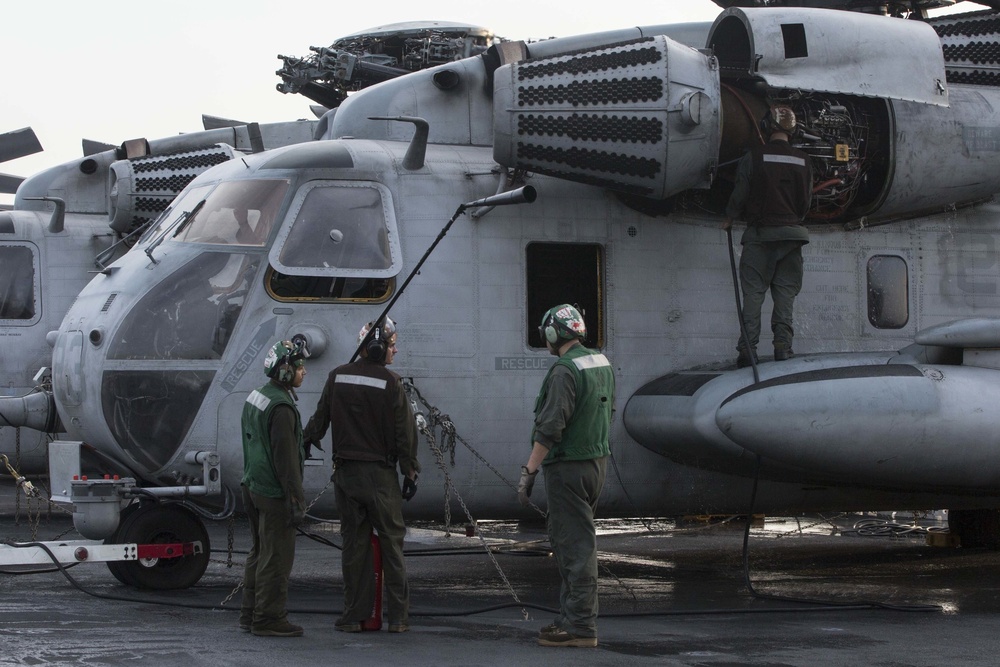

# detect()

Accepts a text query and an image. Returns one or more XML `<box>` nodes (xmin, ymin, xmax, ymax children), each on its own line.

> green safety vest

<box><xmin>535</xmin><ymin>345</ymin><xmax>615</xmax><ymax>464</ymax></box>
<box><xmin>241</xmin><ymin>382</ymin><xmax>304</xmax><ymax>498</ymax></box>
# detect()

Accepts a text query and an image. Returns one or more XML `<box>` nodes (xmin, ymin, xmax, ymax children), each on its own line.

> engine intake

<box><xmin>492</xmin><ymin>36</ymin><xmax>721</xmax><ymax>199</ymax></box>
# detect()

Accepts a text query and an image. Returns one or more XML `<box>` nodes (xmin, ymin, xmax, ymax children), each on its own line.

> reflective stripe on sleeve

<box><xmin>762</xmin><ymin>154</ymin><xmax>806</xmax><ymax>167</ymax></box>
<box><xmin>336</xmin><ymin>374</ymin><xmax>388</xmax><ymax>390</ymax></box>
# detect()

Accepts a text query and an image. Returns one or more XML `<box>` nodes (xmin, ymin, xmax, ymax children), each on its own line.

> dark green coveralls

<box><xmin>727</xmin><ymin>138</ymin><xmax>812</xmax><ymax>355</ymax></box>
<box><xmin>533</xmin><ymin>343</ymin><xmax>615</xmax><ymax>639</ymax></box>
<box><xmin>304</xmin><ymin>358</ymin><xmax>419</xmax><ymax>627</ymax></box>
<box><xmin>240</xmin><ymin>380</ymin><xmax>305</xmax><ymax>631</ymax></box>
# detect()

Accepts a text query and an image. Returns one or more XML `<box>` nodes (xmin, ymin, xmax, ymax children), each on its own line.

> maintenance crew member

<box><xmin>303</xmin><ymin>317</ymin><xmax>420</xmax><ymax>633</ymax></box>
<box><xmin>722</xmin><ymin>105</ymin><xmax>813</xmax><ymax>368</ymax></box>
<box><xmin>240</xmin><ymin>336</ymin><xmax>309</xmax><ymax>637</ymax></box>
<box><xmin>517</xmin><ymin>304</ymin><xmax>615</xmax><ymax>648</ymax></box>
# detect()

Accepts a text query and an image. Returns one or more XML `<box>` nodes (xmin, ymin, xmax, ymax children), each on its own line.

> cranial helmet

<box><xmin>264</xmin><ymin>334</ymin><xmax>310</xmax><ymax>384</ymax></box>
<box><xmin>768</xmin><ymin>105</ymin><xmax>797</xmax><ymax>133</ymax></box>
<box><xmin>359</xmin><ymin>317</ymin><xmax>397</xmax><ymax>362</ymax></box>
<box><xmin>539</xmin><ymin>304</ymin><xmax>586</xmax><ymax>345</ymax></box>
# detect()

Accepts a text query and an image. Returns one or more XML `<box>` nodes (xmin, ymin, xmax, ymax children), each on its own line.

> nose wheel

<box><xmin>103</xmin><ymin>502</ymin><xmax>211</xmax><ymax>590</ymax></box>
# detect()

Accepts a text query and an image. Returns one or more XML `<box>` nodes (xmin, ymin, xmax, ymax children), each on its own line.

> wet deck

<box><xmin>2</xmin><ymin>500</ymin><xmax>999</xmax><ymax>666</ymax></box>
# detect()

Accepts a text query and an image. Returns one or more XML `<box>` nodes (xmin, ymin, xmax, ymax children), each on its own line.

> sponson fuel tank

<box><xmin>624</xmin><ymin>318</ymin><xmax>1000</xmax><ymax>494</ymax></box>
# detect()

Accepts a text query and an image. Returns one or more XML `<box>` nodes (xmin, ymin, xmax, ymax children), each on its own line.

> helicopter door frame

<box><xmin>525</xmin><ymin>241</ymin><xmax>606</xmax><ymax>350</ymax></box>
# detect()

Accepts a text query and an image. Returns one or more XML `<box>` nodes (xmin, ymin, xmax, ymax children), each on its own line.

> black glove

<box><xmin>518</xmin><ymin>466</ymin><xmax>538</xmax><ymax>507</ymax></box>
<box><xmin>288</xmin><ymin>497</ymin><xmax>305</xmax><ymax>527</ymax></box>
<box><xmin>401</xmin><ymin>474</ymin><xmax>418</xmax><ymax>501</ymax></box>
<box><xmin>304</xmin><ymin>438</ymin><xmax>324</xmax><ymax>459</ymax></box>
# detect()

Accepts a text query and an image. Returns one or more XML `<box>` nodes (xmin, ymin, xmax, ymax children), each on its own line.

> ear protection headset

<box><xmin>759</xmin><ymin>112</ymin><xmax>771</xmax><ymax>136</ymax></box>
<box><xmin>275</xmin><ymin>357</ymin><xmax>295</xmax><ymax>384</ymax></box>
<box><xmin>267</xmin><ymin>336</ymin><xmax>309</xmax><ymax>384</ymax></box>
<box><xmin>367</xmin><ymin>323</ymin><xmax>387</xmax><ymax>362</ymax></box>
<box><xmin>541</xmin><ymin>312</ymin><xmax>560</xmax><ymax>345</ymax></box>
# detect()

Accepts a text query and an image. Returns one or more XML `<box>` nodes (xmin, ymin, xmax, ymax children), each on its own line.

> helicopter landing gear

<box><xmin>104</xmin><ymin>502</ymin><xmax>211</xmax><ymax>590</ymax></box>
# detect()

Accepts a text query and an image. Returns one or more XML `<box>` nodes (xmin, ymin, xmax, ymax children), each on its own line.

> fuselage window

<box><xmin>171</xmin><ymin>179</ymin><xmax>290</xmax><ymax>246</ymax></box>
<box><xmin>526</xmin><ymin>243</ymin><xmax>604</xmax><ymax>349</ymax></box>
<box><xmin>0</xmin><ymin>245</ymin><xmax>37</xmax><ymax>322</ymax></box>
<box><xmin>867</xmin><ymin>254</ymin><xmax>908</xmax><ymax>329</ymax></box>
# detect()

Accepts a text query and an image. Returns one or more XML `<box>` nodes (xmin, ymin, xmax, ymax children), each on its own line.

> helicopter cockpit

<box><xmin>54</xmin><ymin>139</ymin><xmax>408</xmax><ymax>479</ymax></box>
<box><xmin>98</xmin><ymin>178</ymin><xmax>295</xmax><ymax>471</ymax></box>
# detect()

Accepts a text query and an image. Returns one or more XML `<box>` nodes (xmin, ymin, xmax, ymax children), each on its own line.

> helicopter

<box><xmin>0</xmin><ymin>121</ymin><xmax>318</xmax><ymax>477</ymax></box>
<box><xmin>7</xmin><ymin>0</ymin><xmax>1000</xmax><ymax>589</ymax></box>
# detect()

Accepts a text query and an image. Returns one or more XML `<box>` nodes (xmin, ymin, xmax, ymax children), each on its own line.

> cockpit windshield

<box><xmin>172</xmin><ymin>179</ymin><xmax>290</xmax><ymax>246</ymax></box>
<box><xmin>139</xmin><ymin>185</ymin><xmax>212</xmax><ymax>245</ymax></box>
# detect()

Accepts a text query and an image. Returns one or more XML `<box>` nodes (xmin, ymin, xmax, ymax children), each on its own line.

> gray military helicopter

<box><xmin>0</xmin><ymin>121</ymin><xmax>318</xmax><ymax>478</ymax></box>
<box><xmin>7</xmin><ymin>0</ymin><xmax>1000</xmax><ymax>589</ymax></box>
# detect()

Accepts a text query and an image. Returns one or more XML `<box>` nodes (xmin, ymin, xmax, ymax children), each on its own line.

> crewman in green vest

<box><xmin>239</xmin><ymin>336</ymin><xmax>309</xmax><ymax>637</ymax></box>
<box><xmin>518</xmin><ymin>304</ymin><xmax>615</xmax><ymax>648</ymax></box>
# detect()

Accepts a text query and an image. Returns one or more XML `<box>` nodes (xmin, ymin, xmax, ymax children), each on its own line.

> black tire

<box><xmin>104</xmin><ymin>501</ymin><xmax>146</xmax><ymax>587</ymax></box>
<box><xmin>107</xmin><ymin>503</ymin><xmax>211</xmax><ymax>590</ymax></box>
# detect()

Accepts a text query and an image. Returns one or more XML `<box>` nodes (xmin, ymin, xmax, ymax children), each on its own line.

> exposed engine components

<box><xmin>781</xmin><ymin>95</ymin><xmax>881</xmax><ymax>221</ymax></box>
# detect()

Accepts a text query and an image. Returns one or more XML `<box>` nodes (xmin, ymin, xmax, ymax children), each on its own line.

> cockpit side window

<box><xmin>172</xmin><ymin>179</ymin><xmax>290</xmax><ymax>246</ymax></box>
<box><xmin>0</xmin><ymin>245</ymin><xmax>38</xmax><ymax>324</ymax></box>
<box><xmin>269</xmin><ymin>181</ymin><xmax>401</xmax><ymax>277</ymax></box>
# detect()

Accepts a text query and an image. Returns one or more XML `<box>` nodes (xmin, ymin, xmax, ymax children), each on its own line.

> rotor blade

<box><xmin>0</xmin><ymin>173</ymin><xmax>24</xmax><ymax>195</ymax></box>
<box><xmin>202</xmin><ymin>114</ymin><xmax>249</xmax><ymax>130</ymax></box>
<box><xmin>82</xmin><ymin>139</ymin><xmax>116</xmax><ymax>156</ymax></box>
<box><xmin>0</xmin><ymin>127</ymin><xmax>43</xmax><ymax>163</ymax></box>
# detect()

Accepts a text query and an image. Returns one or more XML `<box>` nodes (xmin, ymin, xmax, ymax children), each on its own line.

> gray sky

<box><xmin>0</xmin><ymin>0</ymin><xmax>976</xmax><ymax>203</ymax></box>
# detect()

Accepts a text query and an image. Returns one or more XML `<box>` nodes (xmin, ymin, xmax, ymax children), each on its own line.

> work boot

<box><xmin>335</xmin><ymin>621</ymin><xmax>363</xmax><ymax>633</ymax></box>
<box><xmin>388</xmin><ymin>623</ymin><xmax>410</xmax><ymax>633</ymax></box>
<box><xmin>537</xmin><ymin>627</ymin><xmax>597</xmax><ymax>648</ymax></box>
<box><xmin>736</xmin><ymin>347</ymin><xmax>758</xmax><ymax>369</ymax></box>
<box><xmin>251</xmin><ymin>620</ymin><xmax>304</xmax><ymax>637</ymax></box>
<box><xmin>774</xmin><ymin>347</ymin><xmax>794</xmax><ymax>361</ymax></box>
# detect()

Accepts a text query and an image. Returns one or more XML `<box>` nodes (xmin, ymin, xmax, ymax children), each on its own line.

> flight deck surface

<box><xmin>1</xmin><ymin>500</ymin><xmax>998</xmax><ymax>667</ymax></box>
